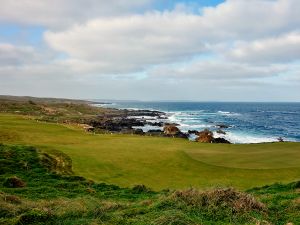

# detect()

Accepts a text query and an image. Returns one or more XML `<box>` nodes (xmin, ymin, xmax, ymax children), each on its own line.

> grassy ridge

<box><xmin>1</xmin><ymin>114</ymin><xmax>300</xmax><ymax>190</ymax></box>
<box><xmin>1</xmin><ymin>144</ymin><xmax>299</xmax><ymax>224</ymax></box>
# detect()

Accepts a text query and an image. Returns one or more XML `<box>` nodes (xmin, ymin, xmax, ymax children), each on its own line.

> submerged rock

<box><xmin>216</xmin><ymin>124</ymin><xmax>230</xmax><ymax>129</ymax></box>
<box><xmin>216</xmin><ymin>129</ymin><xmax>226</xmax><ymax>135</ymax></box>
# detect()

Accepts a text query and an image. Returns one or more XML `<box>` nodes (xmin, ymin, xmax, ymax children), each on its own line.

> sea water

<box><xmin>95</xmin><ymin>101</ymin><xmax>300</xmax><ymax>144</ymax></box>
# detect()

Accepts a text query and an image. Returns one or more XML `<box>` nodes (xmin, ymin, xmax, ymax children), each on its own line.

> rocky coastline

<box><xmin>86</xmin><ymin>105</ymin><xmax>231</xmax><ymax>143</ymax></box>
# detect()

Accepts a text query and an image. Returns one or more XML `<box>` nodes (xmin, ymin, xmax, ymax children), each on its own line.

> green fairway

<box><xmin>1</xmin><ymin>113</ymin><xmax>300</xmax><ymax>190</ymax></box>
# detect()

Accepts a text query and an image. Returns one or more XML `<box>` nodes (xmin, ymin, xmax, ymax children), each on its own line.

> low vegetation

<box><xmin>1</xmin><ymin>144</ymin><xmax>299</xmax><ymax>224</ymax></box>
<box><xmin>0</xmin><ymin>95</ymin><xmax>114</xmax><ymax>124</ymax></box>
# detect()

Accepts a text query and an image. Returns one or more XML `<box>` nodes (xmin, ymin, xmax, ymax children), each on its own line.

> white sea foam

<box><xmin>92</xmin><ymin>103</ymin><xmax>116</xmax><ymax>108</ymax></box>
<box><xmin>213</xmin><ymin>131</ymin><xmax>278</xmax><ymax>144</ymax></box>
<box><xmin>132</xmin><ymin>125</ymin><xmax>162</xmax><ymax>132</ymax></box>
<box><xmin>217</xmin><ymin>111</ymin><xmax>241</xmax><ymax>116</ymax></box>
<box><xmin>217</xmin><ymin>111</ymin><xmax>231</xmax><ymax>114</ymax></box>
<box><xmin>168</xmin><ymin>113</ymin><xmax>182</xmax><ymax>124</ymax></box>
<box><xmin>166</xmin><ymin>111</ymin><xmax>214</xmax><ymax>132</ymax></box>
<box><xmin>127</xmin><ymin>116</ymin><xmax>157</xmax><ymax>120</ymax></box>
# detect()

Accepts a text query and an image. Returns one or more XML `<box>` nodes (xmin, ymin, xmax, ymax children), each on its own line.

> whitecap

<box><xmin>213</xmin><ymin>131</ymin><xmax>278</xmax><ymax>144</ymax></box>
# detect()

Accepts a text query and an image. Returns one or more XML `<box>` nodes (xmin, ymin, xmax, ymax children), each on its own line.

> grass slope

<box><xmin>1</xmin><ymin>114</ymin><xmax>300</xmax><ymax>190</ymax></box>
<box><xmin>1</xmin><ymin>144</ymin><xmax>299</xmax><ymax>224</ymax></box>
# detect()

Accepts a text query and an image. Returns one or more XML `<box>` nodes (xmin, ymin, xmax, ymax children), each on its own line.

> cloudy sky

<box><xmin>0</xmin><ymin>0</ymin><xmax>299</xmax><ymax>101</ymax></box>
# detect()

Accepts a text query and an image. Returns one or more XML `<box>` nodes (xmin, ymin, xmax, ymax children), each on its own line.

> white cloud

<box><xmin>200</xmin><ymin>0</ymin><xmax>300</xmax><ymax>39</ymax></box>
<box><xmin>227</xmin><ymin>32</ymin><xmax>300</xmax><ymax>63</ymax></box>
<box><xmin>0</xmin><ymin>43</ymin><xmax>53</xmax><ymax>66</ymax></box>
<box><xmin>0</xmin><ymin>0</ymin><xmax>154</xmax><ymax>29</ymax></box>
<box><xmin>148</xmin><ymin>60</ymin><xmax>287</xmax><ymax>80</ymax></box>
<box><xmin>44</xmin><ymin>0</ymin><xmax>300</xmax><ymax>75</ymax></box>
<box><xmin>1</xmin><ymin>0</ymin><xmax>300</xmax><ymax>101</ymax></box>
<box><xmin>44</xmin><ymin>12</ymin><xmax>208</xmax><ymax>74</ymax></box>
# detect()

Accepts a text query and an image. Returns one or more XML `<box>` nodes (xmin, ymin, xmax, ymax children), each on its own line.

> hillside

<box><xmin>1</xmin><ymin>144</ymin><xmax>299</xmax><ymax>224</ymax></box>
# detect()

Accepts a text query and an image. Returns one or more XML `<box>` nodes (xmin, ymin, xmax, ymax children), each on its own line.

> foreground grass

<box><xmin>0</xmin><ymin>114</ymin><xmax>300</xmax><ymax>190</ymax></box>
<box><xmin>1</xmin><ymin>144</ymin><xmax>299</xmax><ymax>224</ymax></box>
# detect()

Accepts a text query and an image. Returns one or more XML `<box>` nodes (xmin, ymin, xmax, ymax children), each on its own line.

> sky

<box><xmin>0</xmin><ymin>0</ymin><xmax>299</xmax><ymax>101</ymax></box>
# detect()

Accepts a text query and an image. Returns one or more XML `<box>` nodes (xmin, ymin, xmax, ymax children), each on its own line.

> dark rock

<box><xmin>164</xmin><ymin>122</ymin><xmax>180</xmax><ymax>126</ymax></box>
<box><xmin>134</xmin><ymin>128</ymin><xmax>144</xmax><ymax>135</ymax></box>
<box><xmin>86</xmin><ymin>108</ymin><xmax>168</xmax><ymax>134</ymax></box>
<box><xmin>216</xmin><ymin>124</ymin><xmax>230</xmax><ymax>129</ymax></box>
<box><xmin>188</xmin><ymin>130</ymin><xmax>199</xmax><ymax>135</ymax></box>
<box><xmin>157</xmin><ymin>116</ymin><xmax>168</xmax><ymax>120</ymax></box>
<box><xmin>89</xmin><ymin>118</ymin><xmax>145</xmax><ymax>132</ymax></box>
<box><xmin>213</xmin><ymin>137</ymin><xmax>231</xmax><ymax>144</ymax></box>
<box><xmin>174</xmin><ymin>132</ymin><xmax>189</xmax><ymax>139</ymax></box>
<box><xmin>147</xmin><ymin>121</ymin><xmax>164</xmax><ymax>127</ymax></box>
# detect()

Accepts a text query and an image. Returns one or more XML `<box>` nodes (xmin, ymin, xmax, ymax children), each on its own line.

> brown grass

<box><xmin>169</xmin><ymin>188</ymin><xmax>266</xmax><ymax>213</ymax></box>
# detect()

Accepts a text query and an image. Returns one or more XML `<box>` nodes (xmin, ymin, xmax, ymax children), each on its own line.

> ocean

<box><xmin>95</xmin><ymin>101</ymin><xmax>300</xmax><ymax>144</ymax></box>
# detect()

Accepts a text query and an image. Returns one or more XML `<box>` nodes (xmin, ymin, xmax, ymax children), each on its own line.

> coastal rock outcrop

<box><xmin>163</xmin><ymin>125</ymin><xmax>181</xmax><ymax>135</ymax></box>
<box><xmin>87</xmin><ymin>109</ymin><xmax>166</xmax><ymax>134</ymax></box>
<box><xmin>196</xmin><ymin>129</ymin><xmax>214</xmax><ymax>143</ymax></box>
<box><xmin>196</xmin><ymin>129</ymin><xmax>231</xmax><ymax>143</ymax></box>
<box><xmin>163</xmin><ymin>125</ymin><xmax>188</xmax><ymax>139</ymax></box>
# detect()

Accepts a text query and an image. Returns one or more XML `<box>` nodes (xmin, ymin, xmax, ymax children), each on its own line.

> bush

<box><xmin>3</xmin><ymin>176</ymin><xmax>26</xmax><ymax>188</ymax></box>
<box><xmin>17</xmin><ymin>209</ymin><xmax>54</xmax><ymax>225</ymax></box>
<box><xmin>2</xmin><ymin>194</ymin><xmax>21</xmax><ymax>204</ymax></box>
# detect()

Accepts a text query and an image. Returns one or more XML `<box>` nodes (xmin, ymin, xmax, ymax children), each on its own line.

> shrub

<box><xmin>3</xmin><ymin>176</ymin><xmax>26</xmax><ymax>188</ymax></box>
<box><xmin>2</xmin><ymin>194</ymin><xmax>21</xmax><ymax>204</ymax></box>
<box><xmin>17</xmin><ymin>209</ymin><xmax>54</xmax><ymax>225</ymax></box>
<box><xmin>169</xmin><ymin>188</ymin><xmax>266</xmax><ymax>213</ymax></box>
<box><xmin>132</xmin><ymin>184</ymin><xmax>152</xmax><ymax>194</ymax></box>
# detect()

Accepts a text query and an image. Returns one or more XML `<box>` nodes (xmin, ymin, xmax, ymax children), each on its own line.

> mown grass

<box><xmin>0</xmin><ymin>113</ymin><xmax>300</xmax><ymax>190</ymax></box>
<box><xmin>1</xmin><ymin>144</ymin><xmax>299</xmax><ymax>224</ymax></box>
